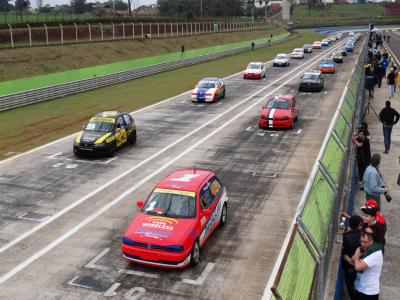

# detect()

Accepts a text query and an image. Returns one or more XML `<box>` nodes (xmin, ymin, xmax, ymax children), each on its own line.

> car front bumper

<box><xmin>122</xmin><ymin>244</ymin><xmax>192</xmax><ymax>268</ymax></box>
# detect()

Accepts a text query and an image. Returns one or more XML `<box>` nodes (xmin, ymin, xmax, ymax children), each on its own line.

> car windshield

<box><xmin>267</xmin><ymin>99</ymin><xmax>290</xmax><ymax>109</ymax></box>
<box><xmin>248</xmin><ymin>63</ymin><xmax>262</xmax><ymax>69</ymax></box>
<box><xmin>197</xmin><ymin>81</ymin><xmax>216</xmax><ymax>88</ymax></box>
<box><xmin>321</xmin><ymin>59</ymin><xmax>332</xmax><ymax>64</ymax></box>
<box><xmin>304</xmin><ymin>44</ymin><xmax>311</xmax><ymax>47</ymax></box>
<box><xmin>303</xmin><ymin>73</ymin><xmax>319</xmax><ymax>80</ymax></box>
<box><xmin>143</xmin><ymin>190</ymin><xmax>196</xmax><ymax>218</ymax></box>
<box><xmin>85</xmin><ymin>121</ymin><xmax>114</xmax><ymax>133</ymax></box>
<box><xmin>276</xmin><ymin>54</ymin><xmax>287</xmax><ymax>59</ymax></box>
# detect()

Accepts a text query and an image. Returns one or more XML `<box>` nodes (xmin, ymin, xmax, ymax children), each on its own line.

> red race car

<box><xmin>259</xmin><ymin>95</ymin><xmax>298</xmax><ymax>129</ymax></box>
<box><xmin>121</xmin><ymin>169</ymin><xmax>228</xmax><ymax>268</ymax></box>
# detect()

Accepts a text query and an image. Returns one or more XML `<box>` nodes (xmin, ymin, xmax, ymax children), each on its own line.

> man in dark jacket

<box><xmin>352</xmin><ymin>129</ymin><xmax>371</xmax><ymax>183</ymax></box>
<box><xmin>379</xmin><ymin>101</ymin><xmax>400</xmax><ymax>153</ymax></box>
<box><xmin>373</xmin><ymin>61</ymin><xmax>382</xmax><ymax>88</ymax></box>
<box><xmin>343</xmin><ymin>215</ymin><xmax>363</xmax><ymax>300</ymax></box>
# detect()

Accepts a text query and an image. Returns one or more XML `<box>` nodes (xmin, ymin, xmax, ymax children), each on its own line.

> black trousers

<box><xmin>355</xmin><ymin>290</ymin><xmax>379</xmax><ymax>300</ymax></box>
<box><xmin>344</xmin><ymin>269</ymin><xmax>357</xmax><ymax>300</ymax></box>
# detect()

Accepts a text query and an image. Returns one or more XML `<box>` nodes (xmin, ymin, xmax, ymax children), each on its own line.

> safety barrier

<box><xmin>268</xmin><ymin>37</ymin><xmax>367</xmax><ymax>300</ymax></box>
<box><xmin>0</xmin><ymin>32</ymin><xmax>292</xmax><ymax>112</ymax></box>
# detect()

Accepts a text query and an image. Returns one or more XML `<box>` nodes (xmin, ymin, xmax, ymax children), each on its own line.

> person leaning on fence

<box><xmin>379</xmin><ymin>100</ymin><xmax>400</xmax><ymax>154</ymax></box>
<box><xmin>352</xmin><ymin>231</ymin><xmax>383</xmax><ymax>300</ymax></box>
<box><xmin>342</xmin><ymin>215</ymin><xmax>363</xmax><ymax>300</ymax></box>
<box><xmin>362</xmin><ymin>153</ymin><xmax>387</xmax><ymax>206</ymax></box>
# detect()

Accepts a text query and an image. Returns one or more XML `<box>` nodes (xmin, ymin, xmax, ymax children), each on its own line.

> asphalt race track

<box><xmin>0</xmin><ymin>35</ymin><xmax>364</xmax><ymax>299</ymax></box>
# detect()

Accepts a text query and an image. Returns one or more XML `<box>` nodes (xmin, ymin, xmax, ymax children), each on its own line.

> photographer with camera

<box><xmin>363</xmin><ymin>153</ymin><xmax>388</xmax><ymax>208</ymax></box>
<box><xmin>352</xmin><ymin>129</ymin><xmax>371</xmax><ymax>189</ymax></box>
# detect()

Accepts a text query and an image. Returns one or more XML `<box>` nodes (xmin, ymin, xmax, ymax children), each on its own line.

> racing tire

<box><xmin>107</xmin><ymin>144</ymin><xmax>116</xmax><ymax>157</ymax></box>
<box><xmin>212</xmin><ymin>95</ymin><xmax>217</xmax><ymax>103</ymax></box>
<box><xmin>129</xmin><ymin>132</ymin><xmax>137</xmax><ymax>145</ymax></box>
<box><xmin>219</xmin><ymin>204</ymin><xmax>227</xmax><ymax>227</ymax></box>
<box><xmin>295</xmin><ymin>115</ymin><xmax>298</xmax><ymax>122</ymax></box>
<box><xmin>190</xmin><ymin>240</ymin><xmax>200</xmax><ymax>266</ymax></box>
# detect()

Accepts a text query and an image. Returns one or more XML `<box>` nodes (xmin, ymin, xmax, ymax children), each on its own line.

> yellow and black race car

<box><xmin>73</xmin><ymin>111</ymin><xmax>137</xmax><ymax>157</ymax></box>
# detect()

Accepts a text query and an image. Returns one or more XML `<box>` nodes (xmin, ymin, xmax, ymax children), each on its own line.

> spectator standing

<box><xmin>352</xmin><ymin>231</ymin><xmax>383</xmax><ymax>300</ymax></box>
<box><xmin>379</xmin><ymin>100</ymin><xmax>400</xmax><ymax>153</ymax></box>
<box><xmin>362</xmin><ymin>153</ymin><xmax>387</xmax><ymax>206</ymax></box>
<box><xmin>373</xmin><ymin>61</ymin><xmax>382</xmax><ymax>88</ymax></box>
<box><xmin>387</xmin><ymin>67</ymin><xmax>395</xmax><ymax>98</ymax></box>
<box><xmin>342</xmin><ymin>215</ymin><xmax>363</xmax><ymax>300</ymax></box>
<box><xmin>361</xmin><ymin>206</ymin><xmax>386</xmax><ymax>248</ymax></box>
<box><xmin>365</xmin><ymin>74</ymin><xmax>375</xmax><ymax>99</ymax></box>
<box><xmin>381</xmin><ymin>56</ymin><xmax>388</xmax><ymax>78</ymax></box>
<box><xmin>352</xmin><ymin>129</ymin><xmax>371</xmax><ymax>185</ymax></box>
<box><xmin>393</xmin><ymin>65</ymin><xmax>398</xmax><ymax>92</ymax></box>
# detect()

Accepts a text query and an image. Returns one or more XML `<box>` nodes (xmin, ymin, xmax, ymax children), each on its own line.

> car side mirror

<box><xmin>202</xmin><ymin>208</ymin><xmax>212</xmax><ymax>216</ymax></box>
<box><xmin>137</xmin><ymin>201</ymin><xmax>144</xmax><ymax>208</ymax></box>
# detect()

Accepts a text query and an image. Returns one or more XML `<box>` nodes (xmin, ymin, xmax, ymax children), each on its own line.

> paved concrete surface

<box><xmin>0</xmin><ymin>36</ymin><xmax>360</xmax><ymax>299</ymax></box>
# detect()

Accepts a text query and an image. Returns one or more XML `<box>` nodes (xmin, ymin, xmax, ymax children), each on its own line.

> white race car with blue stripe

<box><xmin>191</xmin><ymin>77</ymin><xmax>226</xmax><ymax>103</ymax></box>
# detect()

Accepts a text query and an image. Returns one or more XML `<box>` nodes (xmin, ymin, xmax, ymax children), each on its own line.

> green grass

<box><xmin>292</xmin><ymin>3</ymin><xmax>385</xmax><ymax>20</ymax></box>
<box><xmin>0</xmin><ymin>32</ymin><xmax>289</xmax><ymax>96</ymax></box>
<box><xmin>0</xmin><ymin>29</ymin><xmax>323</xmax><ymax>158</ymax></box>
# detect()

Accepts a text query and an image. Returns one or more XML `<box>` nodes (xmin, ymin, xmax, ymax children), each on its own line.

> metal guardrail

<box><xmin>0</xmin><ymin>34</ymin><xmax>295</xmax><ymax>112</ymax></box>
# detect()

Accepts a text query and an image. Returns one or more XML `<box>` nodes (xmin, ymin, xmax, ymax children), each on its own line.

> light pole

<box><xmin>200</xmin><ymin>0</ymin><xmax>203</xmax><ymax>18</ymax></box>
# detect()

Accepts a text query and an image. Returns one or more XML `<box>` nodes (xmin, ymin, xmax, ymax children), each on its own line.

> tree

<box><xmin>15</xmin><ymin>0</ymin><xmax>29</xmax><ymax>13</ymax></box>
<box><xmin>71</xmin><ymin>0</ymin><xmax>86</xmax><ymax>14</ymax></box>
<box><xmin>0</xmin><ymin>0</ymin><xmax>12</xmax><ymax>12</ymax></box>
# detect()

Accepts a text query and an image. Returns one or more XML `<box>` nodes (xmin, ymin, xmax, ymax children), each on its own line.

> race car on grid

<box><xmin>273</xmin><ymin>53</ymin><xmax>290</xmax><ymax>67</ymax></box>
<box><xmin>121</xmin><ymin>169</ymin><xmax>228</xmax><ymax>268</ymax></box>
<box><xmin>290</xmin><ymin>48</ymin><xmax>304</xmax><ymax>59</ymax></box>
<box><xmin>298</xmin><ymin>70</ymin><xmax>324</xmax><ymax>92</ymax></box>
<box><xmin>319</xmin><ymin>58</ymin><xmax>335</xmax><ymax>74</ymax></box>
<box><xmin>191</xmin><ymin>77</ymin><xmax>226</xmax><ymax>103</ymax></box>
<box><xmin>243</xmin><ymin>62</ymin><xmax>266</xmax><ymax>79</ymax></box>
<box><xmin>73</xmin><ymin>111</ymin><xmax>136</xmax><ymax>157</ymax></box>
<box><xmin>312</xmin><ymin>41</ymin><xmax>322</xmax><ymax>49</ymax></box>
<box><xmin>259</xmin><ymin>95</ymin><xmax>298</xmax><ymax>129</ymax></box>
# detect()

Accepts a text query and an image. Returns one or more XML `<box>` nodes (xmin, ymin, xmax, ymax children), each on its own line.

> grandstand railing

<box><xmin>266</xmin><ymin>36</ymin><xmax>367</xmax><ymax>300</ymax></box>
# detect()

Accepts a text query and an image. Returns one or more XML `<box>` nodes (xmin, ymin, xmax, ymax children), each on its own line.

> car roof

<box><xmin>248</xmin><ymin>62</ymin><xmax>263</xmax><ymax>65</ymax></box>
<box><xmin>94</xmin><ymin>111</ymin><xmax>120</xmax><ymax>118</ymax></box>
<box><xmin>304</xmin><ymin>70</ymin><xmax>321</xmax><ymax>75</ymax></box>
<box><xmin>268</xmin><ymin>94</ymin><xmax>293</xmax><ymax>101</ymax></box>
<box><xmin>276</xmin><ymin>53</ymin><xmax>288</xmax><ymax>56</ymax></box>
<box><xmin>156</xmin><ymin>169</ymin><xmax>214</xmax><ymax>192</ymax></box>
<box><xmin>200</xmin><ymin>77</ymin><xmax>220</xmax><ymax>82</ymax></box>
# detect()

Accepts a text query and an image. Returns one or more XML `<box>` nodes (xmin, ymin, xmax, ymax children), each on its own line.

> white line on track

<box><xmin>0</xmin><ymin>38</ymin><xmax>351</xmax><ymax>285</ymax></box>
<box><xmin>68</xmin><ymin>276</ymin><xmax>92</xmax><ymax>289</ymax></box>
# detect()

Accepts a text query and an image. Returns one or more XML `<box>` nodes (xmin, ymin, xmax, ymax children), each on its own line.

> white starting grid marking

<box><xmin>85</xmin><ymin>248</ymin><xmax>214</xmax><ymax>285</ymax></box>
<box><xmin>270</xmin><ymin>133</ymin><xmax>279</xmax><ymax>137</ymax></box>
<box><xmin>47</xmin><ymin>152</ymin><xmax>117</xmax><ymax>165</ymax></box>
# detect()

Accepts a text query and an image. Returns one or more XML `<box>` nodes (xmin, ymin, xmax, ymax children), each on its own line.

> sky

<box><xmin>32</xmin><ymin>0</ymin><xmax>157</xmax><ymax>9</ymax></box>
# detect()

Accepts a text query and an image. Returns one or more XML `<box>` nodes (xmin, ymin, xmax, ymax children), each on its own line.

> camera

<box><xmin>384</xmin><ymin>191</ymin><xmax>392</xmax><ymax>202</ymax></box>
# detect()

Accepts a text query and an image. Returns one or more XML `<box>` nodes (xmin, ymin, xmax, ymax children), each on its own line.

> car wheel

<box><xmin>295</xmin><ymin>115</ymin><xmax>298</xmax><ymax>122</ymax></box>
<box><xmin>107</xmin><ymin>143</ymin><xmax>116</xmax><ymax>157</ymax></box>
<box><xmin>212</xmin><ymin>95</ymin><xmax>217</xmax><ymax>103</ymax></box>
<box><xmin>128</xmin><ymin>132</ymin><xmax>137</xmax><ymax>145</ymax></box>
<box><xmin>219</xmin><ymin>203</ymin><xmax>227</xmax><ymax>227</ymax></box>
<box><xmin>190</xmin><ymin>240</ymin><xmax>200</xmax><ymax>266</ymax></box>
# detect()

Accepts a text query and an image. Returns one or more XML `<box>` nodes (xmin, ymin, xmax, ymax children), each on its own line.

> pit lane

<box><xmin>0</xmin><ymin>35</ymin><xmax>363</xmax><ymax>299</ymax></box>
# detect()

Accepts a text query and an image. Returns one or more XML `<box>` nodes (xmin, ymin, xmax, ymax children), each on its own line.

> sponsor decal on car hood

<box><xmin>80</xmin><ymin>131</ymin><xmax>108</xmax><ymax>144</ymax></box>
<box><xmin>124</xmin><ymin>213</ymin><xmax>195</xmax><ymax>245</ymax></box>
